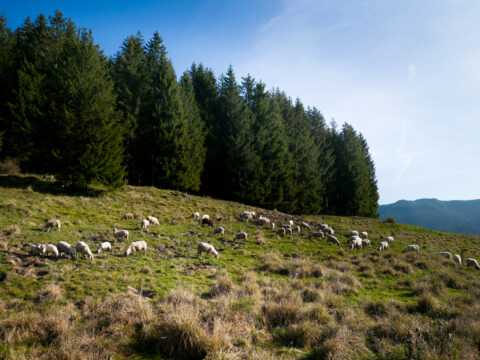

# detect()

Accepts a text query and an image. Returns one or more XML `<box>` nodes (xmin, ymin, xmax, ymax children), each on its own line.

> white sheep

<box><xmin>350</xmin><ymin>237</ymin><xmax>363</xmax><ymax>250</ymax></box>
<box><xmin>125</xmin><ymin>240</ymin><xmax>147</xmax><ymax>257</ymax></box>
<box><xmin>76</xmin><ymin>241</ymin><xmax>94</xmax><ymax>260</ymax></box>
<box><xmin>386</xmin><ymin>236</ymin><xmax>394</xmax><ymax>243</ymax></box>
<box><xmin>234</xmin><ymin>231</ymin><xmax>248</xmax><ymax>241</ymax></box>
<box><xmin>438</xmin><ymin>251</ymin><xmax>452</xmax><ymax>259</ymax></box>
<box><xmin>202</xmin><ymin>214</ymin><xmax>210</xmax><ymax>220</ymax></box>
<box><xmin>466</xmin><ymin>258</ymin><xmax>480</xmax><ymax>270</ymax></box>
<box><xmin>301</xmin><ymin>222</ymin><xmax>311</xmax><ymax>230</ymax></box>
<box><xmin>276</xmin><ymin>227</ymin><xmax>286</xmax><ymax>237</ymax></box>
<box><xmin>293</xmin><ymin>226</ymin><xmax>301</xmax><ymax>234</ymax></box>
<box><xmin>197</xmin><ymin>242</ymin><xmax>219</xmax><ymax>258</ymax></box>
<box><xmin>46</xmin><ymin>244</ymin><xmax>59</xmax><ymax>257</ymax></box>
<box><xmin>361</xmin><ymin>238</ymin><xmax>371</xmax><ymax>247</ymax></box>
<box><xmin>97</xmin><ymin>241</ymin><xmax>112</xmax><ymax>254</ymax></box>
<box><xmin>453</xmin><ymin>254</ymin><xmax>462</xmax><ymax>265</ymax></box>
<box><xmin>271</xmin><ymin>222</ymin><xmax>275</xmax><ymax>230</ymax></box>
<box><xmin>42</xmin><ymin>219</ymin><xmax>61</xmax><ymax>232</ymax></box>
<box><xmin>241</xmin><ymin>212</ymin><xmax>252</xmax><ymax>222</ymax></box>
<box><xmin>57</xmin><ymin>241</ymin><xmax>75</xmax><ymax>259</ymax></box>
<box><xmin>360</xmin><ymin>231</ymin><xmax>368</xmax><ymax>239</ymax></box>
<box><xmin>288</xmin><ymin>219</ymin><xmax>294</xmax><ymax>226</ymax></box>
<box><xmin>122</xmin><ymin>213</ymin><xmax>134</xmax><ymax>219</ymax></box>
<box><xmin>402</xmin><ymin>244</ymin><xmax>419</xmax><ymax>253</ymax></box>
<box><xmin>378</xmin><ymin>241</ymin><xmax>389</xmax><ymax>251</ymax></box>
<box><xmin>282</xmin><ymin>224</ymin><xmax>292</xmax><ymax>229</ymax></box>
<box><xmin>29</xmin><ymin>244</ymin><xmax>46</xmax><ymax>256</ymax></box>
<box><xmin>147</xmin><ymin>216</ymin><xmax>159</xmax><ymax>225</ymax></box>
<box><xmin>213</xmin><ymin>226</ymin><xmax>225</xmax><ymax>237</ymax></box>
<box><xmin>257</xmin><ymin>216</ymin><xmax>271</xmax><ymax>226</ymax></box>
<box><xmin>113</xmin><ymin>228</ymin><xmax>129</xmax><ymax>241</ymax></box>
<box><xmin>350</xmin><ymin>230</ymin><xmax>359</xmax><ymax>237</ymax></box>
<box><xmin>192</xmin><ymin>211</ymin><xmax>200</xmax><ymax>220</ymax></box>
<box><xmin>327</xmin><ymin>235</ymin><xmax>341</xmax><ymax>246</ymax></box>
<box><xmin>285</xmin><ymin>227</ymin><xmax>293</xmax><ymax>236</ymax></box>
<box><xmin>141</xmin><ymin>219</ymin><xmax>150</xmax><ymax>230</ymax></box>
<box><xmin>310</xmin><ymin>230</ymin><xmax>325</xmax><ymax>239</ymax></box>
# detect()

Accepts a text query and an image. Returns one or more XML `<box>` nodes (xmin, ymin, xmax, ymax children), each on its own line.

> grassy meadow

<box><xmin>0</xmin><ymin>175</ymin><xmax>480</xmax><ymax>359</ymax></box>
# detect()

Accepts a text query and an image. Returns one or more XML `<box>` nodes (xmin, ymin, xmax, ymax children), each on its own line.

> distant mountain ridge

<box><xmin>378</xmin><ymin>198</ymin><xmax>480</xmax><ymax>235</ymax></box>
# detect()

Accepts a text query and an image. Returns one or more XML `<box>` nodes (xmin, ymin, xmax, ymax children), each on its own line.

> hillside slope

<box><xmin>379</xmin><ymin>198</ymin><xmax>480</xmax><ymax>235</ymax></box>
<box><xmin>0</xmin><ymin>175</ymin><xmax>480</xmax><ymax>359</ymax></box>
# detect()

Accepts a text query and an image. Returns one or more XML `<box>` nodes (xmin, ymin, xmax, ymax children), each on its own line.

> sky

<box><xmin>3</xmin><ymin>0</ymin><xmax>480</xmax><ymax>204</ymax></box>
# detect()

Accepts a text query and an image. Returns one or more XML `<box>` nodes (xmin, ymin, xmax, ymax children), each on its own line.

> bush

<box><xmin>385</xmin><ymin>217</ymin><xmax>395</xmax><ymax>223</ymax></box>
<box><xmin>0</xmin><ymin>159</ymin><xmax>21</xmax><ymax>175</ymax></box>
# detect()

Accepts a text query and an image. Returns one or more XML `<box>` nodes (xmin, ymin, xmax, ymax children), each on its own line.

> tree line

<box><xmin>0</xmin><ymin>12</ymin><xmax>378</xmax><ymax>217</ymax></box>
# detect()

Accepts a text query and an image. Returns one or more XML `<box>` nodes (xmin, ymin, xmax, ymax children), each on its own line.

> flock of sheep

<box><xmin>27</xmin><ymin>210</ymin><xmax>480</xmax><ymax>271</ymax></box>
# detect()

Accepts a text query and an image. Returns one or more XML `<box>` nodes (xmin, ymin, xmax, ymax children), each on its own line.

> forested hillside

<box><xmin>379</xmin><ymin>198</ymin><xmax>480</xmax><ymax>235</ymax></box>
<box><xmin>0</xmin><ymin>11</ymin><xmax>378</xmax><ymax>217</ymax></box>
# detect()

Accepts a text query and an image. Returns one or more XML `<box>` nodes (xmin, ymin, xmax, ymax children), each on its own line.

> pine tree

<box><xmin>0</xmin><ymin>14</ymin><xmax>14</xmax><ymax>160</ymax></box>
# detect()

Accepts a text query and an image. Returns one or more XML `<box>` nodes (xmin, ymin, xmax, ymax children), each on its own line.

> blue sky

<box><xmin>3</xmin><ymin>0</ymin><xmax>480</xmax><ymax>204</ymax></box>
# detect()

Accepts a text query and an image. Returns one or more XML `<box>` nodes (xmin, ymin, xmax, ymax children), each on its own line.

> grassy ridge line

<box><xmin>1</xmin><ymin>175</ymin><xmax>480</xmax><ymax>359</ymax></box>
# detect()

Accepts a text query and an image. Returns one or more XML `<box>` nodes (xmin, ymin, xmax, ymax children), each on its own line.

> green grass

<box><xmin>1</xmin><ymin>174</ymin><xmax>480</xmax><ymax>359</ymax></box>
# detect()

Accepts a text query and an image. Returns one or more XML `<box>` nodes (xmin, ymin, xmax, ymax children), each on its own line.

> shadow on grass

<box><xmin>0</xmin><ymin>175</ymin><xmax>107</xmax><ymax>197</ymax></box>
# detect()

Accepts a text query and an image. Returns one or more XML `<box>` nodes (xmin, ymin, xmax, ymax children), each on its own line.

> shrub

<box><xmin>385</xmin><ymin>217</ymin><xmax>395</xmax><ymax>223</ymax></box>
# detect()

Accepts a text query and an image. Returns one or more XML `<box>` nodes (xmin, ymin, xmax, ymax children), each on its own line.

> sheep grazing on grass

<box><xmin>202</xmin><ymin>214</ymin><xmax>210</xmax><ymax>220</ymax></box>
<box><xmin>438</xmin><ymin>251</ymin><xmax>452</xmax><ymax>259</ymax></box>
<box><xmin>453</xmin><ymin>254</ymin><xmax>462</xmax><ymax>265</ymax></box>
<box><xmin>466</xmin><ymin>258</ymin><xmax>480</xmax><ymax>270</ymax></box>
<box><xmin>350</xmin><ymin>237</ymin><xmax>363</xmax><ymax>250</ymax></box>
<box><xmin>293</xmin><ymin>226</ymin><xmax>301</xmax><ymax>234</ymax></box>
<box><xmin>378</xmin><ymin>241</ymin><xmax>389</xmax><ymax>251</ymax></box>
<box><xmin>141</xmin><ymin>219</ymin><xmax>150</xmax><ymax>230</ymax></box>
<box><xmin>213</xmin><ymin>226</ymin><xmax>225</xmax><ymax>237</ymax></box>
<box><xmin>386</xmin><ymin>236</ymin><xmax>394</xmax><ymax>243</ymax></box>
<box><xmin>42</xmin><ymin>219</ymin><xmax>61</xmax><ymax>232</ymax></box>
<box><xmin>276</xmin><ymin>228</ymin><xmax>286</xmax><ymax>237</ymax></box>
<box><xmin>202</xmin><ymin>218</ymin><xmax>214</xmax><ymax>227</ymax></box>
<box><xmin>271</xmin><ymin>222</ymin><xmax>275</xmax><ymax>230</ymax></box>
<box><xmin>282</xmin><ymin>224</ymin><xmax>292</xmax><ymax>230</ymax></box>
<box><xmin>97</xmin><ymin>241</ymin><xmax>112</xmax><ymax>254</ymax></box>
<box><xmin>122</xmin><ymin>213</ymin><xmax>134</xmax><ymax>220</ymax></box>
<box><xmin>241</xmin><ymin>212</ymin><xmax>253</xmax><ymax>222</ymax></box>
<box><xmin>361</xmin><ymin>238</ymin><xmax>371</xmax><ymax>247</ymax></box>
<box><xmin>350</xmin><ymin>230</ymin><xmax>359</xmax><ymax>237</ymax></box>
<box><xmin>147</xmin><ymin>216</ymin><xmax>159</xmax><ymax>225</ymax></box>
<box><xmin>76</xmin><ymin>241</ymin><xmax>94</xmax><ymax>260</ymax></box>
<box><xmin>46</xmin><ymin>244</ymin><xmax>59</xmax><ymax>257</ymax></box>
<box><xmin>327</xmin><ymin>235</ymin><xmax>341</xmax><ymax>246</ymax></box>
<box><xmin>29</xmin><ymin>244</ymin><xmax>46</xmax><ymax>257</ymax></box>
<box><xmin>403</xmin><ymin>244</ymin><xmax>420</xmax><ymax>253</ymax></box>
<box><xmin>57</xmin><ymin>241</ymin><xmax>75</xmax><ymax>259</ymax></box>
<box><xmin>301</xmin><ymin>222</ymin><xmax>311</xmax><ymax>230</ymax></box>
<box><xmin>257</xmin><ymin>216</ymin><xmax>271</xmax><ymax>226</ymax></box>
<box><xmin>192</xmin><ymin>211</ymin><xmax>201</xmax><ymax>220</ymax></box>
<box><xmin>113</xmin><ymin>228</ymin><xmax>129</xmax><ymax>241</ymax></box>
<box><xmin>309</xmin><ymin>230</ymin><xmax>325</xmax><ymax>239</ymax></box>
<box><xmin>234</xmin><ymin>231</ymin><xmax>248</xmax><ymax>241</ymax></box>
<box><xmin>285</xmin><ymin>227</ymin><xmax>293</xmax><ymax>236</ymax></box>
<box><xmin>125</xmin><ymin>240</ymin><xmax>147</xmax><ymax>257</ymax></box>
<box><xmin>197</xmin><ymin>242</ymin><xmax>219</xmax><ymax>258</ymax></box>
<box><xmin>288</xmin><ymin>220</ymin><xmax>294</xmax><ymax>226</ymax></box>
<box><xmin>360</xmin><ymin>231</ymin><xmax>368</xmax><ymax>239</ymax></box>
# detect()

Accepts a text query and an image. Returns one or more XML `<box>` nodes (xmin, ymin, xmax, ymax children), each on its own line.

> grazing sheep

<box><xmin>288</xmin><ymin>220</ymin><xmax>294</xmax><ymax>226</ymax></box>
<box><xmin>361</xmin><ymin>238</ymin><xmax>371</xmax><ymax>247</ymax></box>
<box><xmin>141</xmin><ymin>219</ymin><xmax>150</xmax><ymax>230</ymax></box>
<box><xmin>293</xmin><ymin>226</ymin><xmax>301</xmax><ymax>234</ymax></box>
<box><xmin>29</xmin><ymin>244</ymin><xmax>46</xmax><ymax>257</ymax></box>
<box><xmin>241</xmin><ymin>212</ymin><xmax>253</xmax><ymax>222</ymax></box>
<box><xmin>347</xmin><ymin>235</ymin><xmax>362</xmax><ymax>243</ymax></box>
<box><xmin>234</xmin><ymin>231</ymin><xmax>248</xmax><ymax>241</ymax></box>
<box><xmin>309</xmin><ymin>230</ymin><xmax>325</xmax><ymax>239</ymax></box>
<box><xmin>350</xmin><ymin>237</ymin><xmax>363</xmax><ymax>250</ymax></box>
<box><xmin>46</xmin><ymin>244</ymin><xmax>59</xmax><ymax>257</ymax></box>
<box><xmin>403</xmin><ymin>244</ymin><xmax>420</xmax><ymax>253</ymax></box>
<box><xmin>350</xmin><ymin>230</ymin><xmax>359</xmax><ymax>237</ymax></box>
<box><xmin>257</xmin><ymin>216</ymin><xmax>271</xmax><ymax>226</ymax></box>
<box><xmin>42</xmin><ymin>219</ymin><xmax>61</xmax><ymax>232</ymax></box>
<box><xmin>386</xmin><ymin>236</ymin><xmax>394</xmax><ymax>243</ymax></box>
<box><xmin>276</xmin><ymin>227</ymin><xmax>286</xmax><ymax>237</ymax></box>
<box><xmin>282</xmin><ymin>224</ymin><xmax>292</xmax><ymax>230</ymax></box>
<box><xmin>318</xmin><ymin>224</ymin><xmax>330</xmax><ymax>233</ymax></box>
<box><xmin>453</xmin><ymin>254</ymin><xmax>462</xmax><ymax>265</ymax></box>
<box><xmin>360</xmin><ymin>231</ymin><xmax>368</xmax><ymax>239</ymax></box>
<box><xmin>202</xmin><ymin>218</ymin><xmax>214</xmax><ymax>227</ymax></box>
<box><xmin>202</xmin><ymin>214</ymin><xmax>210</xmax><ymax>220</ymax></box>
<box><xmin>147</xmin><ymin>216</ymin><xmax>159</xmax><ymax>226</ymax></box>
<box><xmin>192</xmin><ymin>211</ymin><xmax>201</xmax><ymax>220</ymax></box>
<box><xmin>301</xmin><ymin>222</ymin><xmax>311</xmax><ymax>230</ymax></box>
<box><xmin>197</xmin><ymin>242</ymin><xmax>219</xmax><ymax>258</ymax></box>
<box><xmin>76</xmin><ymin>241</ymin><xmax>94</xmax><ymax>260</ymax></box>
<box><xmin>285</xmin><ymin>227</ymin><xmax>293</xmax><ymax>236</ymax></box>
<box><xmin>378</xmin><ymin>241</ymin><xmax>389</xmax><ymax>251</ymax></box>
<box><xmin>97</xmin><ymin>241</ymin><xmax>112</xmax><ymax>254</ymax></box>
<box><xmin>271</xmin><ymin>222</ymin><xmax>275</xmax><ymax>230</ymax></box>
<box><xmin>213</xmin><ymin>226</ymin><xmax>225</xmax><ymax>237</ymax></box>
<box><xmin>113</xmin><ymin>228</ymin><xmax>129</xmax><ymax>241</ymax></box>
<box><xmin>57</xmin><ymin>241</ymin><xmax>75</xmax><ymax>259</ymax></box>
<box><xmin>466</xmin><ymin>258</ymin><xmax>480</xmax><ymax>270</ymax></box>
<box><xmin>122</xmin><ymin>213</ymin><xmax>134</xmax><ymax>219</ymax></box>
<box><xmin>327</xmin><ymin>235</ymin><xmax>341</xmax><ymax>246</ymax></box>
<box><xmin>125</xmin><ymin>240</ymin><xmax>147</xmax><ymax>257</ymax></box>
<box><xmin>438</xmin><ymin>251</ymin><xmax>452</xmax><ymax>260</ymax></box>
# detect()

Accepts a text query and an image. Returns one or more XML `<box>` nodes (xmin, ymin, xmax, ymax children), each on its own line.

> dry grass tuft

<box><xmin>210</xmin><ymin>271</ymin><xmax>235</xmax><ymax>297</ymax></box>
<box><xmin>5</xmin><ymin>225</ymin><xmax>21</xmax><ymax>236</ymax></box>
<box><xmin>36</xmin><ymin>282</ymin><xmax>62</xmax><ymax>303</ymax></box>
<box><xmin>262</xmin><ymin>298</ymin><xmax>302</xmax><ymax>328</ymax></box>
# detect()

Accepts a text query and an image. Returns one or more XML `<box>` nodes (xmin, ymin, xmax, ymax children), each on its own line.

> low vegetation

<box><xmin>1</xmin><ymin>175</ymin><xmax>480</xmax><ymax>359</ymax></box>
